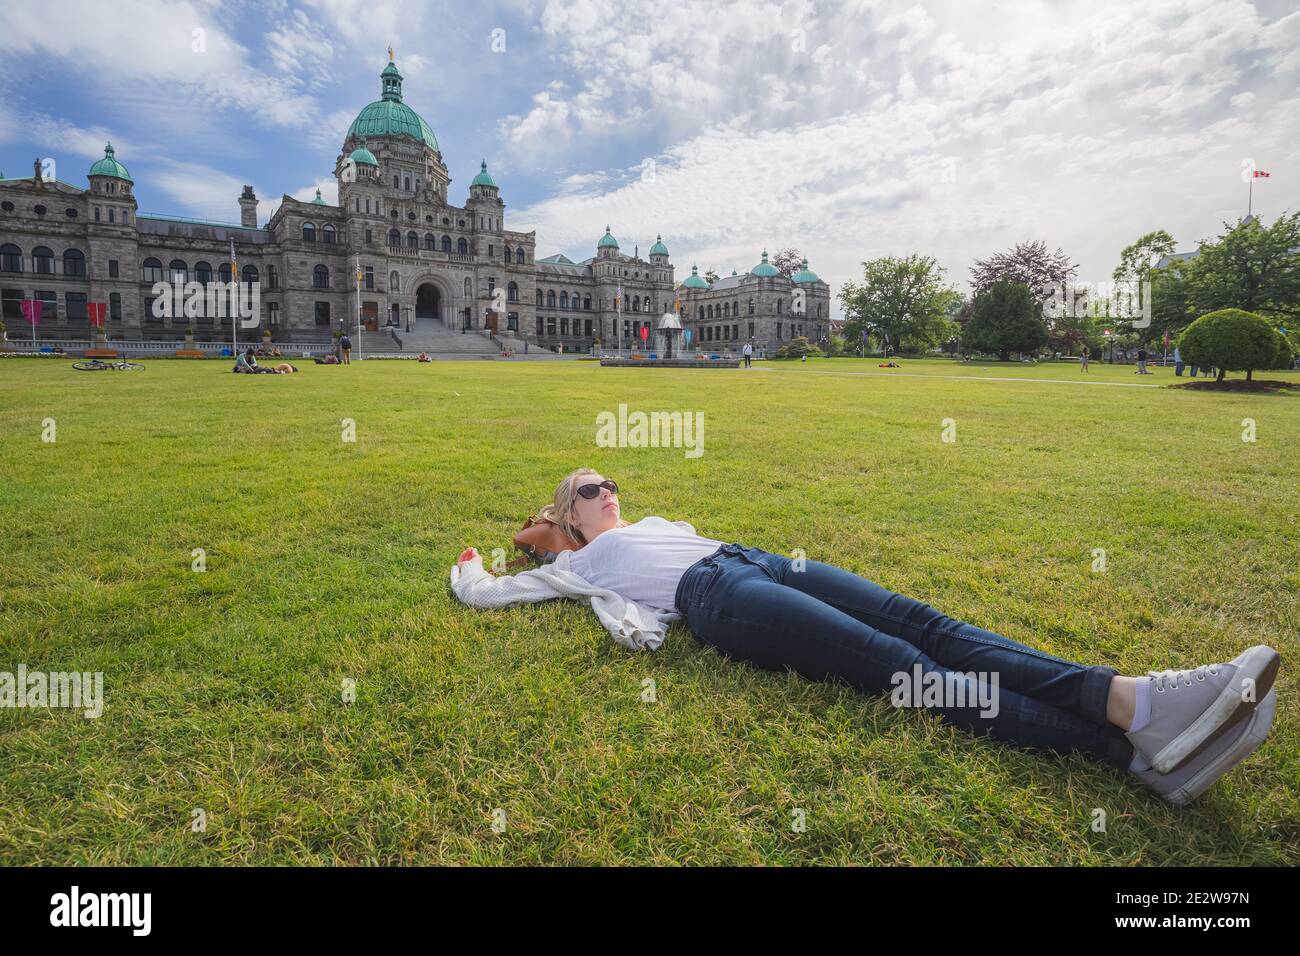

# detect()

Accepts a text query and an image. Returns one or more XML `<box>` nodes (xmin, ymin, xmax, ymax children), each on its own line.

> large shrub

<box><xmin>1177</xmin><ymin>309</ymin><xmax>1278</xmax><ymax>382</ymax></box>
<box><xmin>774</xmin><ymin>336</ymin><xmax>824</xmax><ymax>359</ymax></box>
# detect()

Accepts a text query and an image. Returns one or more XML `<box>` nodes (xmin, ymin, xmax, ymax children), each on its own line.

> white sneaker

<box><xmin>1132</xmin><ymin>689</ymin><xmax>1275</xmax><ymax>806</ymax></box>
<box><xmin>1125</xmin><ymin>645</ymin><xmax>1279</xmax><ymax>774</ymax></box>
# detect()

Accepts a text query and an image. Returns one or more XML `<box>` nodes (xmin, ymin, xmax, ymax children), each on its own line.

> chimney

<box><xmin>238</xmin><ymin>185</ymin><xmax>258</xmax><ymax>228</ymax></box>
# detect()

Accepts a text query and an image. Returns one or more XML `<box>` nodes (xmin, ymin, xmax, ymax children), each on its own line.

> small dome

<box><xmin>649</xmin><ymin>234</ymin><xmax>669</xmax><ymax>256</ymax></box>
<box><xmin>471</xmin><ymin>160</ymin><xmax>498</xmax><ymax>188</ymax></box>
<box><xmin>89</xmin><ymin>142</ymin><xmax>131</xmax><ymax>181</ymax></box>
<box><xmin>682</xmin><ymin>264</ymin><xmax>709</xmax><ymax>289</ymax></box>
<box><xmin>349</xmin><ymin>137</ymin><xmax>378</xmax><ymax>166</ymax></box>
<box><xmin>597</xmin><ymin>225</ymin><xmax>619</xmax><ymax>249</ymax></box>
<box><xmin>311</xmin><ymin>188</ymin><xmax>326</xmax><ymax>205</ymax></box>
<box><xmin>750</xmin><ymin>249</ymin><xmax>779</xmax><ymax>277</ymax></box>
<box><xmin>791</xmin><ymin>258</ymin><xmax>821</xmax><ymax>283</ymax></box>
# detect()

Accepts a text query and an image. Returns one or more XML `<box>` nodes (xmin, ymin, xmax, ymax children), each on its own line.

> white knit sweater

<box><xmin>449</xmin><ymin>547</ymin><xmax>681</xmax><ymax>651</ymax></box>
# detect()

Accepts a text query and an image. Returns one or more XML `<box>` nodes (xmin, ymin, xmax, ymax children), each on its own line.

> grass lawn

<box><xmin>1</xmin><ymin>355</ymin><xmax>1296</xmax><ymax>865</ymax></box>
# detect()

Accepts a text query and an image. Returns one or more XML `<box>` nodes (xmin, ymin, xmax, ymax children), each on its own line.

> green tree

<box><xmin>774</xmin><ymin>336</ymin><xmax>823</xmax><ymax>359</ymax></box>
<box><xmin>963</xmin><ymin>280</ymin><xmax>1047</xmax><ymax>361</ymax></box>
<box><xmin>1185</xmin><ymin>212</ymin><xmax>1300</xmax><ymax>322</ymax></box>
<box><xmin>1177</xmin><ymin>309</ymin><xmax>1277</xmax><ymax>382</ymax></box>
<box><xmin>704</xmin><ymin>268</ymin><xmax>720</xmax><ymax>285</ymax></box>
<box><xmin>838</xmin><ymin>254</ymin><xmax>958</xmax><ymax>353</ymax></box>
<box><xmin>1113</xmin><ymin>229</ymin><xmax>1177</xmax><ymax>284</ymax></box>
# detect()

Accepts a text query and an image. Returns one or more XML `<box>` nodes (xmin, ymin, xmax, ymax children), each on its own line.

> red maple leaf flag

<box><xmin>1253</xmin><ymin>170</ymin><xmax>1271</xmax><ymax>178</ymax></box>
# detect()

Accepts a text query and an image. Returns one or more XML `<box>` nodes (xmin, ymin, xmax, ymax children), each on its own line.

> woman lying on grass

<box><xmin>452</xmin><ymin>467</ymin><xmax>1280</xmax><ymax>806</ymax></box>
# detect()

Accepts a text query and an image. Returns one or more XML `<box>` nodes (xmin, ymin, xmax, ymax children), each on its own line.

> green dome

<box><xmin>682</xmin><ymin>264</ymin><xmax>709</xmax><ymax>289</ymax></box>
<box><xmin>597</xmin><ymin>225</ymin><xmax>619</xmax><ymax>249</ymax></box>
<box><xmin>349</xmin><ymin>137</ymin><xmax>378</xmax><ymax>166</ymax></box>
<box><xmin>471</xmin><ymin>160</ymin><xmax>497</xmax><ymax>188</ymax></box>
<box><xmin>88</xmin><ymin>142</ymin><xmax>131</xmax><ymax>181</ymax></box>
<box><xmin>649</xmin><ymin>234</ymin><xmax>669</xmax><ymax>256</ymax></box>
<box><xmin>750</xmin><ymin>249</ymin><xmax>779</xmax><ymax>277</ymax></box>
<box><xmin>311</xmin><ymin>188</ymin><xmax>326</xmax><ymax>206</ymax></box>
<box><xmin>346</xmin><ymin>59</ymin><xmax>439</xmax><ymax>151</ymax></box>
<box><xmin>791</xmin><ymin>258</ymin><xmax>820</xmax><ymax>283</ymax></box>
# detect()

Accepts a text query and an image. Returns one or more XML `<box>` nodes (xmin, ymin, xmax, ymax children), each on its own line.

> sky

<box><xmin>0</xmin><ymin>0</ymin><xmax>1296</xmax><ymax>313</ymax></box>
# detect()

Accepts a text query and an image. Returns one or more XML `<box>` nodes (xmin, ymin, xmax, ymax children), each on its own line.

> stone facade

<box><xmin>0</xmin><ymin>58</ymin><xmax>829</xmax><ymax>353</ymax></box>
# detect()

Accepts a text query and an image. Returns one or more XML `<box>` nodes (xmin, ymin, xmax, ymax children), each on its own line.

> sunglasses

<box><xmin>575</xmin><ymin>479</ymin><xmax>618</xmax><ymax>499</ymax></box>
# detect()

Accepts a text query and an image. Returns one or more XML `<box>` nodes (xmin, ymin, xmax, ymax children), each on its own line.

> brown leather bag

<box><xmin>509</xmin><ymin>515</ymin><xmax>585</xmax><ymax>569</ymax></box>
<box><xmin>492</xmin><ymin>515</ymin><xmax>628</xmax><ymax>574</ymax></box>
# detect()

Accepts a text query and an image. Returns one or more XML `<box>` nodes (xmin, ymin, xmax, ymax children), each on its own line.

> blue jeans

<box><xmin>675</xmin><ymin>544</ymin><xmax>1134</xmax><ymax>769</ymax></box>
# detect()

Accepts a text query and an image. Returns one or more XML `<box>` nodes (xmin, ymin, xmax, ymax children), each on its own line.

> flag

<box><xmin>1163</xmin><ymin>329</ymin><xmax>1170</xmax><ymax>349</ymax></box>
<box><xmin>615</xmin><ymin>284</ymin><xmax>623</xmax><ymax>310</ymax></box>
<box><xmin>1253</xmin><ymin>170</ymin><xmax>1271</xmax><ymax>178</ymax></box>
<box><xmin>20</xmin><ymin>298</ymin><xmax>42</xmax><ymax>325</ymax></box>
<box><xmin>229</xmin><ymin>237</ymin><xmax>238</xmax><ymax>281</ymax></box>
<box><xmin>88</xmin><ymin>302</ymin><xmax>107</xmax><ymax>327</ymax></box>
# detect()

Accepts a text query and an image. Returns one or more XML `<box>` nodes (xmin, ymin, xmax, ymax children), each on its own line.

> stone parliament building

<box><xmin>0</xmin><ymin>56</ymin><xmax>829</xmax><ymax>353</ymax></box>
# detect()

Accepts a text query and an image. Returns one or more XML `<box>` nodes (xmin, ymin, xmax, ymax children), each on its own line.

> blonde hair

<box><xmin>537</xmin><ymin>467</ymin><xmax>621</xmax><ymax>546</ymax></box>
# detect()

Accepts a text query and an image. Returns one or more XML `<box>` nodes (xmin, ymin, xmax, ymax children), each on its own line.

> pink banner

<box><xmin>20</xmin><ymin>299</ymin><xmax>42</xmax><ymax>325</ymax></box>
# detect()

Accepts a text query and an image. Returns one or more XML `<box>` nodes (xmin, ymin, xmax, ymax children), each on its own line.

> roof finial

<box><xmin>388</xmin><ymin>45</ymin><xmax>395</xmax><ymax>62</ymax></box>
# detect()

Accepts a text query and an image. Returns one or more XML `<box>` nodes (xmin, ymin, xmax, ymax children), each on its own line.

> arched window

<box><xmin>0</xmin><ymin>244</ymin><xmax>21</xmax><ymax>272</ymax></box>
<box><xmin>302</xmin><ymin>222</ymin><xmax>316</xmax><ymax>242</ymax></box>
<box><xmin>733</xmin><ymin>300</ymin><xmax>739</xmax><ymax>315</ymax></box>
<box><xmin>748</xmin><ymin>299</ymin><xmax>754</xmax><ymax>315</ymax></box>
<box><xmin>583</xmin><ymin>296</ymin><xmax>591</xmax><ymax>310</ymax></box>
<box><xmin>141</xmin><ymin>256</ymin><xmax>162</xmax><ymax>282</ymax></box>
<box><xmin>697</xmin><ymin>306</ymin><xmax>704</xmax><ymax>321</ymax></box>
<box><xmin>441</xmin><ymin>235</ymin><xmax>451</xmax><ymax>252</ymax></box>
<box><xmin>560</xmin><ymin>292</ymin><xmax>568</xmax><ymax>308</ymax></box>
<box><xmin>393</xmin><ymin>175</ymin><xmax>400</xmax><ymax>188</ymax></box>
<box><xmin>504</xmin><ymin>247</ymin><xmax>513</xmax><ymax>264</ymax></box>
<box><xmin>507</xmin><ymin>281</ymin><xmax>518</xmax><ymax>302</ymax></box>
<box><xmin>464</xmin><ymin>277</ymin><xmax>473</xmax><ymax>297</ymax></box>
<box><xmin>457</xmin><ymin>237</ymin><xmax>468</xmax><ymax>255</ymax></box>
<box><xmin>407</xmin><ymin>231</ymin><xmax>418</xmax><ymax>249</ymax></box>
<box><xmin>546</xmin><ymin>290</ymin><xmax>556</xmax><ymax>307</ymax></box>
<box><xmin>706</xmin><ymin>305</ymin><xmax>713</xmax><ymax>319</ymax></box>
<box><xmin>33</xmin><ymin>247</ymin><xmax>55</xmax><ymax>275</ymax></box>
<box><xmin>424</xmin><ymin>233</ymin><xmax>435</xmax><ymax>250</ymax></box>
<box><xmin>388</xmin><ymin>228</ymin><xmax>400</xmax><ymax>247</ymax></box>
<box><xmin>643</xmin><ymin>296</ymin><xmax>651</xmax><ymax>312</ymax></box>
<box><xmin>323</xmin><ymin>224</ymin><xmax>336</xmax><ymax>244</ymax></box>
<box><xmin>241</xmin><ymin>265</ymin><xmax>258</xmax><ymax>284</ymax></box>
<box><xmin>169</xmin><ymin>259</ymin><xmax>187</xmax><ymax>284</ymax></box>
<box><xmin>390</xmin><ymin>271</ymin><xmax>400</xmax><ymax>294</ymax></box>
<box><xmin>219</xmin><ymin>263</ymin><xmax>232</xmax><ymax>283</ymax></box>
<box><xmin>195</xmin><ymin>262</ymin><xmax>213</xmax><ymax>284</ymax></box>
<box><xmin>632</xmin><ymin>297</ymin><xmax>640</xmax><ymax>313</ymax></box>
<box><xmin>723</xmin><ymin>302</ymin><xmax>730</xmax><ymax>317</ymax></box>
<box><xmin>313</xmin><ymin>265</ymin><xmax>330</xmax><ymax>289</ymax></box>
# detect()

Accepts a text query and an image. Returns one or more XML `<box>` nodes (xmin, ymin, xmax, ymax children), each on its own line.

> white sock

<box><xmin>1128</xmin><ymin>677</ymin><xmax>1152</xmax><ymax>733</ymax></box>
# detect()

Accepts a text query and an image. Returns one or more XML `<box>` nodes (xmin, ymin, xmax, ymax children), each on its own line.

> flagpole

<box><xmin>355</xmin><ymin>254</ymin><xmax>363</xmax><ymax>362</ymax></box>
<box><xmin>229</xmin><ymin>237</ymin><xmax>238</xmax><ymax>358</ymax></box>
<box><xmin>1249</xmin><ymin>176</ymin><xmax>1253</xmax><ymax>218</ymax></box>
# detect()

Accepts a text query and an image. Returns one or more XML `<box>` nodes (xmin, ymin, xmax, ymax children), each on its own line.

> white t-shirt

<box><xmin>566</xmin><ymin>516</ymin><xmax>725</xmax><ymax>613</ymax></box>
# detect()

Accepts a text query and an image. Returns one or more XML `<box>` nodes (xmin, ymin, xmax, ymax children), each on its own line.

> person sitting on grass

<box><xmin>451</xmin><ymin>468</ymin><xmax>1280</xmax><ymax>807</ymax></box>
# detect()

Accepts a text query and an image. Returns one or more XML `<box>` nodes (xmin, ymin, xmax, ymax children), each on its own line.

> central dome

<box><xmin>346</xmin><ymin>57</ymin><xmax>439</xmax><ymax>152</ymax></box>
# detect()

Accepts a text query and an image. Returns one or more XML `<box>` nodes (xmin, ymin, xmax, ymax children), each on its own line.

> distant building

<box><xmin>0</xmin><ymin>55</ymin><xmax>825</xmax><ymax>353</ymax></box>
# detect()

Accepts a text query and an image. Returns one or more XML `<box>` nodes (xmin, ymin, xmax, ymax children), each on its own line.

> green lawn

<box><xmin>1</xmin><ymin>355</ymin><xmax>1296</xmax><ymax>865</ymax></box>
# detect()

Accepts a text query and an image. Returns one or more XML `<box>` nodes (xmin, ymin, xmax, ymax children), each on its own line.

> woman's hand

<box><xmin>457</xmin><ymin>547</ymin><xmax>483</xmax><ymax>569</ymax></box>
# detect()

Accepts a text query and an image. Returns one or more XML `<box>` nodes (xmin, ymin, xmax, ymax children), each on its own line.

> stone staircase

<box><xmin>358</xmin><ymin>321</ymin><xmax>500</xmax><ymax>356</ymax></box>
